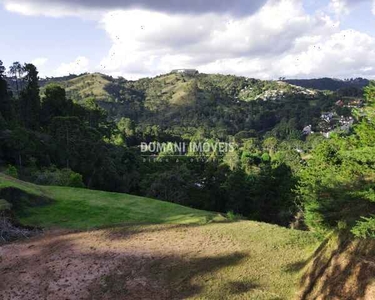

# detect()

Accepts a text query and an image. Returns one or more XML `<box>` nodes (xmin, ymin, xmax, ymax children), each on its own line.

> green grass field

<box><xmin>0</xmin><ymin>173</ymin><xmax>224</xmax><ymax>229</ymax></box>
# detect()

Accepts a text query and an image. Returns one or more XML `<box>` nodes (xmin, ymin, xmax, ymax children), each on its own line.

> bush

<box><xmin>33</xmin><ymin>167</ymin><xmax>84</xmax><ymax>188</ymax></box>
<box><xmin>5</xmin><ymin>165</ymin><xmax>18</xmax><ymax>179</ymax></box>
<box><xmin>261</xmin><ymin>153</ymin><xmax>270</xmax><ymax>162</ymax></box>
<box><xmin>67</xmin><ymin>172</ymin><xmax>85</xmax><ymax>188</ymax></box>
<box><xmin>226</xmin><ymin>210</ymin><xmax>242</xmax><ymax>221</ymax></box>
<box><xmin>351</xmin><ymin>217</ymin><xmax>375</xmax><ymax>239</ymax></box>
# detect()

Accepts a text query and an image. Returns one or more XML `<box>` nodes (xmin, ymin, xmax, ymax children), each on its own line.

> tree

<box><xmin>49</xmin><ymin>116</ymin><xmax>85</xmax><ymax>169</ymax></box>
<box><xmin>4</xmin><ymin>127</ymin><xmax>36</xmax><ymax>168</ymax></box>
<box><xmin>0</xmin><ymin>61</ymin><xmax>13</xmax><ymax>121</ymax></box>
<box><xmin>222</xmin><ymin>168</ymin><xmax>252</xmax><ymax>215</ymax></box>
<box><xmin>83</xmin><ymin>97</ymin><xmax>106</xmax><ymax>128</ymax></box>
<box><xmin>19</xmin><ymin>63</ymin><xmax>40</xmax><ymax>129</ymax></box>
<box><xmin>298</xmin><ymin>83</ymin><xmax>375</xmax><ymax>237</ymax></box>
<box><xmin>41</xmin><ymin>84</ymin><xmax>73</xmax><ymax>126</ymax></box>
<box><xmin>143</xmin><ymin>166</ymin><xmax>194</xmax><ymax>205</ymax></box>
<box><xmin>9</xmin><ymin>62</ymin><xmax>23</xmax><ymax>96</ymax></box>
<box><xmin>263</xmin><ymin>137</ymin><xmax>278</xmax><ymax>155</ymax></box>
<box><xmin>0</xmin><ymin>60</ymin><xmax>5</xmax><ymax>78</ymax></box>
<box><xmin>113</xmin><ymin>117</ymin><xmax>136</xmax><ymax>146</ymax></box>
<box><xmin>223</xmin><ymin>150</ymin><xmax>240</xmax><ymax>171</ymax></box>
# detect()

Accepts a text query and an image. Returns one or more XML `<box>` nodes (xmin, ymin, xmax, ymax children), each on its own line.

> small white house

<box><xmin>171</xmin><ymin>69</ymin><xmax>199</xmax><ymax>75</ymax></box>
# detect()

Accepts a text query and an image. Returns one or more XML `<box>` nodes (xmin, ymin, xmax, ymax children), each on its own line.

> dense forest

<box><xmin>1</xmin><ymin>59</ymin><xmax>374</xmax><ymax>235</ymax></box>
<box><xmin>284</xmin><ymin>77</ymin><xmax>369</xmax><ymax>92</ymax></box>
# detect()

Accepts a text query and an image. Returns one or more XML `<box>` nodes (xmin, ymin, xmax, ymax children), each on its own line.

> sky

<box><xmin>1</xmin><ymin>0</ymin><xmax>375</xmax><ymax>80</ymax></box>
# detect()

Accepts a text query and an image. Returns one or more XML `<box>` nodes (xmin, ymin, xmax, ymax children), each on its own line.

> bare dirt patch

<box><xmin>0</xmin><ymin>224</ymin><xmax>242</xmax><ymax>300</ymax></box>
<box><xmin>298</xmin><ymin>235</ymin><xmax>375</xmax><ymax>300</ymax></box>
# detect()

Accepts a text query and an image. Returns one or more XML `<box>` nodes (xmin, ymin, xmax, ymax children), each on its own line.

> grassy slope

<box><xmin>40</xmin><ymin>73</ymin><xmax>113</xmax><ymax>103</ymax></box>
<box><xmin>0</xmin><ymin>174</ymin><xmax>224</xmax><ymax>229</ymax></box>
<box><xmin>0</xmin><ymin>174</ymin><xmax>322</xmax><ymax>299</ymax></box>
<box><xmin>41</xmin><ymin>72</ymin><xmax>320</xmax><ymax>112</ymax></box>
<box><xmin>192</xmin><ymin>222</ymin><xmax>321</xmax><ymax>299</ymax></box>
<box><xmin>147</xmin><ymin>73</ymin><xmax>199</xmax><ymax>108</ymax></box>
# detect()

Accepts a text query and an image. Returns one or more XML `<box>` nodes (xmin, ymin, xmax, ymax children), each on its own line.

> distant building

<box><xmin>339</xmin><ymin>116</ymin><xmax>354</xmax><ymax>132</ymax></box>
<box><xmin>335</xmin><ymin>100</ymin><xmax>344</xmax><ymax>107</ymax></box>
<box><xmin>321</xmin><ymin>112</ymin><xmax>334</xmax><ymax>123</ymax></box>
<box><xmin>302</xmin><ymin>125</ymin><xmax>312</xmax><ymax>135</ymax></box>
<box><xmin>347</xmin><ymin>99</ymin><xmax>363</xmax><ymax>108</ymax></box>
<box><xmin>171</xmin><ymin>69</ymin><xmax>199</xmax><ymax>75</ymax></box>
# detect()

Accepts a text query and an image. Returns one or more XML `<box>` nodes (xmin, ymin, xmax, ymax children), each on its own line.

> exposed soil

<box><xmin>298</xmin><ymin>235</ymin><xmax>375</xmax><ymax>300</ymax></box>
<box><xmin>0</xmin><ymin>224</ymin><xmax>242</xmax><ymax>300</ymax></box>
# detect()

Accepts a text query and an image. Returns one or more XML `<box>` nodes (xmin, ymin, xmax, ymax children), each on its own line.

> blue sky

<box><xmin>0</xmin><ymin>7</ymin><xmax>109</xmax><ymax>75</ymax></box>
<box><xmin>338</xmin><ymin>1</ymin><xmax>375</xmax><ymax>34</ymax></box>
<box><xmin>2</xmin><ymin>0</ymin><xmax>375</xmax><ymax>79</ymax></box>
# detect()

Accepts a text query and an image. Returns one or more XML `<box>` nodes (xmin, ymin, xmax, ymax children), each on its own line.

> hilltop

<box><xmin>29</xmin><ymin>72</ymin><xmax>344</xmax><ymax>138</ymax></box>
<box><xmin>6</xmin><ymin>72</ymin><xmax>355</xmax><ymax>139</ymax></box>
<box><xmin>38</xmin><ymin>72</ymin><xmax>323</xmax><ymax>105</ymax></box>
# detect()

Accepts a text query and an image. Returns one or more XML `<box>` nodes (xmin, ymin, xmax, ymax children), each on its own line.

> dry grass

<box><xmin>0</xmin><ymin>222</ymin><xmax>320</xmax><ymax>300</ymax></box>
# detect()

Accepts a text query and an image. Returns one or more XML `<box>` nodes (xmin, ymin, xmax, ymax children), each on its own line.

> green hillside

<box><xmin>0</xmin><ymin>173</ymin><xmax>224</xmax><ymax>229</ymax></box>
<box><xmin>40</xmin><ymin>72</ymin><xmax>332</xmax><ymax>130</ymax></box>
<box><xmin>43</xmin><ymin>72</ymin><xmax>322</xmax><ymax>106</ymax></box>
<box><xmin>40</xmin><ymin>73</ymin><xmax>114</xmax><ymax>103</ymax></box>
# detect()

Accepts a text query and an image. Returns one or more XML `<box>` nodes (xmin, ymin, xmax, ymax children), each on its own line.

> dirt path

<box><xmin>0</xmin><ymin>224</ymin><xmax>241</xmax><ymax>300</ymax></box>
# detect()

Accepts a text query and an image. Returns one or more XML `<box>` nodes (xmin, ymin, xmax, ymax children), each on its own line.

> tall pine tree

<box><xmin>0</xmin><ymin>60</ymin><xmax>13</xmax><ymax>123</ymax></box>
<box><xmin>20</xmin><ymin>63</ymin><xmax>40</xmax><ymax>129</ymax></box>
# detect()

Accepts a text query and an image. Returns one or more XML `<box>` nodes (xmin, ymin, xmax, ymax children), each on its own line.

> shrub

<box><xmin>5</xmin><ymin>165</ymin><xmax>18</xmax><ymax>179</ymax></box>
<box><xmin>261</xmin><ymin>153</ymin><xmax>270</xmax><ymax>162</ymax></box>
<box><xmin>226</xmin><ymin>211</ymin><xmax>242</xmax><ymax>221</ymax></box>
<box><xmin>33</xmin><ymin>167</ymin><xmax>84</xmax><ymax>188</ymax></box>
<box><xmin>351</xmin><ymin>217</ymin><xmax>375</xmax><ymax>239</ymax></box>
<box><xmin>67</xmin><ymin>172</ymin><xmax>85</xmax><ymax>188</ymax></box>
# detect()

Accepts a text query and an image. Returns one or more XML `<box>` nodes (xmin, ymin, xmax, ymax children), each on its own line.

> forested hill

<box><xmin>27</xmin><ymin>72</ymin><xmax>342</xmax><ymax>138</ymax></box>
<box><xmin>284</xmin><ymin>77</ymin><xmax>369</xmax><ymax>91</ymax></box>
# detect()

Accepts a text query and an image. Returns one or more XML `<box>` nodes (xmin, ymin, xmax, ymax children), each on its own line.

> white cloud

<box><xmin>276</xmin><ymin>30</ymin><xmax>375</xmax><ymax>78</ymax></box>
<box><xmin>55</xmin><ymin>56</ymin><xmax>89</xmax><ymax>76</ymax></box>
<box><xmin>31</xmin><ymin>57</ymin><xmax>49</xmax><ymax>77</ymax></box>
<box><xmin>329</xmin><ymin>0</ymin><xmax>350</xmax><ymax>15</ymax></box>
<box><xmin>31</xmin><ymin>57</ymin><xmax>48</xmax><ymax>67</ymax></box>
<box><xmin>329</xmin><ymin>0</ymin><xmax>371</xmax><ymax>16</ymax></box>
<box><xmin>3</xmin><ymin>0</ymin><xmax>375</xmax><ymax>79</ymax></box>
<box><xmin>97</xmin><ymin>0</ymin><xmax>354</xmax><ymax>79</ymax></box>
<box><xmin>197</xmin><ymin>29</ymin><xmax>375</xmax><ymax>79</ymax></box>
<box><xmin>1</xmin><ymin>0</ymin><xmax>267</xmax><ymax>17</ymax></box>
<box><xmin>2</xmin><ymin>1</ymin><xmax>102</xmax><ymax>19</ymax></box>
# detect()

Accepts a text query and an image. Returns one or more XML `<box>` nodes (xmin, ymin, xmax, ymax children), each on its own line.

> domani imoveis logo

<box><xmin>140</xmin><ymin>142</ymin><xmax>236</xmax><ymax>160</ymax></box>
